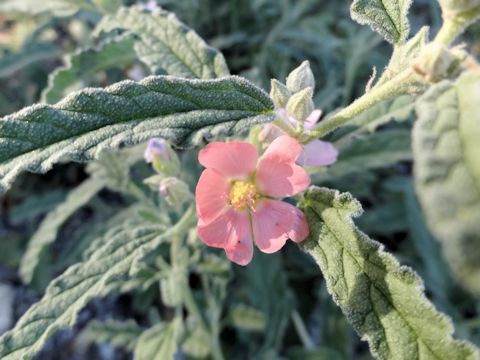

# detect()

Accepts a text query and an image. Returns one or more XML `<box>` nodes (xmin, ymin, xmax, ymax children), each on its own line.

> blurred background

<box><xmin>0</xmin><ymin>0</ymin><xmax>479</xmax><ymax>359</ymax></box>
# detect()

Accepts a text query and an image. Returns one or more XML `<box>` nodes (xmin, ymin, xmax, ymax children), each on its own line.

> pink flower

<box><xmin>195</xmin><ymin>135</ymin><xmax>310</xmax><ymax>266</ymax></box>
<box><xmin>260</xmin><ymin>108</ymin><xmax>338</xmax><ymax>167</ymax></box>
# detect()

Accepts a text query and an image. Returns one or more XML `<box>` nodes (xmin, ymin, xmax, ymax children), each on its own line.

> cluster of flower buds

<box><xmin>412</xmin><ymin>43</ymin><xmax>468</xmax><ymax>83</ymax></box>
<box><xmin>262</xmin><ymin>61</ymin><xmax>338</xmax><ymax>168</ymax></box>
<box><xmin>143</xmin><ymin>138</ymin><xmax>192</xmax><ymax>207</ymax></box>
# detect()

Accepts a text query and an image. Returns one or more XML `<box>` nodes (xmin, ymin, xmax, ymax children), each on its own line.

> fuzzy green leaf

<box><xmin>0</xmin><ymin>75</ymin><xmax>273</xmax><ymax>193</ymax></box>
<box><xmin>300</xmin><ymin>187</ymin><xmax>478</xmax><ymax>360</ymax></box>
<box><xmin>0</xmin><ymin>43</ymin><xmax>62</xmax><ymax>79</ymax></box>
<box><xmin>134</xmin><ymin>319</ymin><xmax>183</xmax><ymax>360</ymax></box>
<box><xmin>95</xmin><ymin>6</ymin><xmax>230</xmax><ymax>79</ymax></box>
<box><xmin>0</xmin><ymin>219</ymin><xmax>176</xmax><ymax>360</ymax></box>
<box><xmin>350</xmin><ymin>0</ymin><xmax>412</xmax><ymax>44</ymax></box>
<box><xmin>41</xmin><ymin>35</ymin><xmax>137</xmax><ymax>104</ymax></box>
<box><xmin>0</xmin><ymin>0</ymin><xmax>91</xmax><ymax>16</ymax></box>
<box><xmin>326</xmin><ymin>129</ymin><xmax>412</xmax><ymax>179</ymax></box>
<box><xmin>376</xmin><ymin>27</ymin><xmax>429</xmax><ymax>86</ymax></box>
<box><xmin>19</xmin><ymin>178</ymin><xmax>104</xmax><ymax>286</ymax></box>
<box><xmin>83</xmin><ymin>319</ymin><xmax>143</xmax><ymax>350</ymax></box>
<box><xmin>413</xmin><ymin>73</ymin><xmax>480</xmax><ymax>296</ymax></box>
<box><xmin>227</xmin><ymin>304</ymin><xmax>266</xmax><ymax>332</ymax></box>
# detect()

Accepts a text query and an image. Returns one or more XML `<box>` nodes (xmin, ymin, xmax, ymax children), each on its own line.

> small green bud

<box><xmin>286</xmin><ymin>87</ymin><xmax>314</xmax><ymax>123</ymax></box>
<box><xmin>286</xmin><ymin>61</ymin><xmax>315</xmax><ymax>93</ymax></box>
<box><xmin>411</xmin><ymin>43</ymin><xmax>466</xmax><ymax>82</ymax></box>
<box><xmin>269</xmin><ymin>79</ymin><xmax>291</xmax><ymax>108</ymax></box>
<box><xmin>438</xmin><ymin>0</ymin><xmax>480</xmax><ymax>15</ymax></box>
<box><xmin>159</xmin><ymin>177</ymin><xmax>193</xmax><ymax>207</ymax></box>
<box><xmin>144</xmin><ymin>138</ymin><xmax>180</xmax><ymax>177</ymax></box>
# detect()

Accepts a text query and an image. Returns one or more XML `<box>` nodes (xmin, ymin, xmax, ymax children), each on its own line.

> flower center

<box><xmin>229</xmin><ymin>180</ymin><xmax>259</xmax><ymax>210</ymax></box>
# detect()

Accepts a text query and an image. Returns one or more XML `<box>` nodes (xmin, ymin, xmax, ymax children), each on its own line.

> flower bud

<box><xmin>438</xmin><ymin>0</ymin><xmax>480</xmax><ymax>15</ymax></box>
<box><xmin>286</xmin><ymin>87</ymin><xmax>314</xmax><ymax>123</ymax></box>
<box><xmin>159</xmin><ymin>177</ymin><xmax>193</xmax><ymax>207</ymax></box>
<box><xmin>286</xmin><ymin>61</ymin><xmax>315</xmax><ymax>93</ymax></box>
<box><xmin>270</xmin><ymin>79</ymin><xmax>291</xmax><ymax>108</ymax></box>
<box><xmin>411</xmin><ymin>43</ymin><xmax>466</xmax><ymax>82</ymax></box>
<box><xmin>144</xmin><ymin>138</ymin><xmax>180</xmax><ymax>176</ymax></box>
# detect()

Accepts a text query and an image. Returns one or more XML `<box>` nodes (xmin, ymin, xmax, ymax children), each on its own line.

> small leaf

<box><xmin>0</xmin><ymin>43</ymin><xmax>62</xmax><ymax>79</ymax></box>
<box><xmin>413</xmin><ymin>73</ymin><xmax>480</xmax><ymax>296</ymax></box>
<box><xmin>0</xmin><ymin>221</ymin><xmax>170</xmax><ymax>360</ymax></box>
<box><xmin>95</xmin><ymin>6</ymin><xmax>230</xmax><ymax>79</ymax></box>
<box><xmin>227</xmin><ymin>304</ymin><xmax>266</xmax><ymax>332</ymax></box>
<box><xmin>19</xmin><ymin>178</ymin><xmax>104</xmax><ymax>286</ymax></box>
<box><xmin>134</xmin><ymin>319</ymin><xmax>183</xmax><ymax>360</ymax></box>
<box><xmin>0</xmin><ymin>75</ymin><xmax>273</xmax><ymax>193</ymax></box>
<box><xmin>376</xmin><ymin>27</ymin><xmax>429</xmax><ymax>86</ymax></box>
<box><xmin>182</xmin><ymin>326</ymin><xmax>211</xmax><ymax>358</ymax></box>
<box><xmin>299</xmin><ymin>187</ymin><xmax>478</xmax><ymax>360</ymax></box>
<box><xmin>83</xmin><ymin>319</ymin><xmax>143</xmax><ymax>350</ymax></box>
<box><xmin>326</xmin><ymin>129</ymin><xmax>412</xmax><ymax>179</ymax></box>
<box><xmin>350</xmin><ymin>0</ymin><xmax>413</xmax><ymax>44</ymax></box>
<box><xmin>0</xmin><ymin>0</ymin><xmax>91</xmax><ymax>16</ymax></box>
<box><xmin>42</xmin><ymin>34</ymin><xmax>137</xmax><ymax>104</ymax></box>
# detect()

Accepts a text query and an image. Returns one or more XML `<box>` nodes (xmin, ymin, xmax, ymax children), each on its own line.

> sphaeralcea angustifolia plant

<box><xmin>0</xmin><ymin>0</ymin><xmax>480</xmax><ymax>359</ymax></box>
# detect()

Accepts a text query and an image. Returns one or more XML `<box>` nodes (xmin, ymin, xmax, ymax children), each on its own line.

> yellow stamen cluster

<box><xmin>229</xmin><ymin>180</ymin><xmax>260</xmax><ymax>210</ymax></box>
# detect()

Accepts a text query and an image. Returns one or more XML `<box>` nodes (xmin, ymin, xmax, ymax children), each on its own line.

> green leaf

<box><xmin>0</xmin><ymin>0</ymin><xmax>93</xmax><ymax>16</ymax></box>
<box><xmin>325</xmin><ymin>129</ymin><xmax>412</xmax><ymax>179</ymax></box>
<box><xmin>299</xmin><ymin>187</ymin><xmax>478</xmax><ymax>360</ymax></box>
<box><xmin>19</xmin><ymin>178</ymin><xmax>104</xmax><ymax>286</ymax></box>
<box><xmin>0</xmin><ymin>219</ymin><xmax>175</xmax><ymax>360</ymax></box>
<box><xmin>83</xmin><ymin>319</ymin><xmax>143</xmax><ymax>350</ymax></box>
<box><xmin>0</xmin><ymin>75</ymin><xmax>273</xmax><ymax>193</ymax></box>
<box><xmin>182</xmin><ymin>326</ymin><xmax>211</xmax><ymax>358</ymax></box>
<box><xmin>0</xmin><ymin>43</ymin><xmax>62</xmax><ymax>79</ymax></box>
<box><xmin>95</xmin><ymin>6</ymin><xmax>230</xmax><ymax>79</ymax></box>
<box><xmin>333</xmin><ymin>95</ymin><xmax>413</xmax><ymax>147</ymax></box>
<box><xmin>42</xmin><ymin>35</ymin><xmax>137</xmax><ymax>104</ymax></box>
<box><xmin>134</xmin><ymin>319</ymin><xmax>183</xmax><ymax>360</ymax></box>
<box><xmin>227</xmin><ymin>304</ymin><xmax>266</xmax><ymax>332</ymax></box>
<box><xmin>350</xmin><ymin>0</ymin><xmax>413</xmax><ymax>44</ymax></box>
<box><xmin>376</xmin><ymin>26</ymin><xmax>429</xmax><ymax>87</ymax></box>
<box><xmin>9</xmin><ymin>190</ymin><xmax>66</xmax><ymax>225</ymax></box>
<box><xmin>413</xmin><ymin>73</ymin><xmax>480</xmax><ymax>296</ymax></box>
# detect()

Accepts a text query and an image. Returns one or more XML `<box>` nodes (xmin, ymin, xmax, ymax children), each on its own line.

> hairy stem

<box><xmin>434</xmin><ymin>6</ymin><xmax>480</xmax><ymax>46</ymax></box>
<box><xmin>303</xmin><ymin>69</ymin><xmax>416</xmax><ymax>142</ymax></box>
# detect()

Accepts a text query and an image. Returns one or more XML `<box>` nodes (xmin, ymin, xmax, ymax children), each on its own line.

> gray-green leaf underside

<box><xmin>19</xmin><ymin>177</ymin><xmax>104</xmax><ymax>286</ymax></box>
<box><xmin>41</xmin><ymin>34</ymin><xmax>138</xmax><ymax>104</ymax></box>
<box><xmin>83</xmin><ymin>319</ymin><xmax>143</xmax><ymax>350</ymax></box>
<box><xmin>94</xmin><ymin>6</ymin><xmax>230</xmax><ymax>79</ymax></box>
<box><xmin>300</xmin><ymin>187</ymin><xmax>478</xmax><ymax>360</ymax></box>
<box><xmin>350</xmin><ymin>0</ymin><xmax>412</xmax><ymax>44</ymax></box>
<box><xmin>0</xmin><ymin>220</ymin><xmax>176</xmax><ymax>360</ymax></box>
<box><xmin>413</xmin><ymin>73</ymin><xmax>480</xmax><ymax>296</ymax></box>
<box><xmin>0</xmin><ymin>75</ymin><xmax>273</xmax><ymax>193</ymax></box>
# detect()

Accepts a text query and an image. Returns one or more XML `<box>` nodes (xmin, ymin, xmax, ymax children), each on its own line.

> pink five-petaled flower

<box><xmin>195</xmin><ymin>135</ymin><xmax>310</xmax><ymax>266</ymax></box>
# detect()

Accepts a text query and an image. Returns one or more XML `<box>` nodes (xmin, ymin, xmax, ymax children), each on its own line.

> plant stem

<box><xmin>303</xmin><ymin>69</ymin><xmax>416</xmax><ymax>142</ymax></box>
<box><xmin>434</xmin><ymin>6</ymin><xmax>480</xmax><ymax>46</ymax></box>
<box><xmin>291</xmin><ymin>310</ymin><xmax>315</xmax><ymax>350</ymax></box>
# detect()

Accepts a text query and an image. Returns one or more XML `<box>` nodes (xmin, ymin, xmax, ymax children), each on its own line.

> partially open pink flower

<box><xmin>195</xmin><ymin>135</ymin><xmax>310</xmax><ymax>266</ymax></box>
<box><xmin>260</xmin><ymin>108</ymin><xmax>338</xmax><ymax>167</ymax></box>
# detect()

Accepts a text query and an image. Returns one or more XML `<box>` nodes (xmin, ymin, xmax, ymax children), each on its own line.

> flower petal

<box><xmin>256</xmin><ymin>162</ymin><xmax>310</xmax><ymax>198</ymax></box>
<box><xmin>224</xmin><ymin>235</ymin><xmax>254</xmax><ymax>266</ymax></box>
<box><xmin>195</xmin><ymin>169</ymin><xmax>230</xmax><ymax>224</ymax></box>
<box><xmin>256</xmin><ymin>136</ymin><xmax>310</xmax><ymax>198</ymax></box>
<box><xmin>260</xmin><ymin>135</ymin><xmax>303</xmax><ymax>162</ymax></box>
<box><xmin>296</xmin><ymin>140</ymin><xmax>338</xmax><ymax>167</ymax></box>
<box><xmin>197</xmin><ymin>208</ymin><xmax>251</xmax><ymax>249</ymax></box>
<box><xmin>252</xmin><ymin>200</ymin><xmax>300</xmax><ymax>254</ymax></box>
<box><xmin>304</xmin><ymin>109</ymin><xmax>322</xmax><ymax>130</ymax></box>
<box><xmin>198</xmin><ymin>141</ymin><xmax>258</xmax><ymax>178</ymax></box>
<box><xmin>287</xmin><ymin>206</ymin><xmax>309</xmax><ymax>243</ymax></box>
